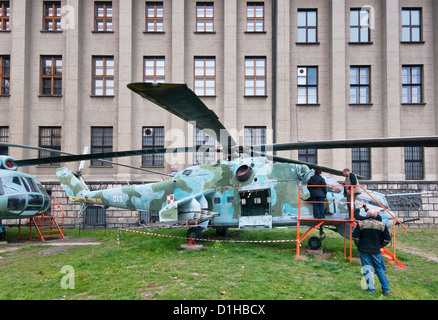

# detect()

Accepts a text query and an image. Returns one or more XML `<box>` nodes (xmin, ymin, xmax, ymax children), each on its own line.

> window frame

<box><xmin>92</xmin><ymin>56</ymin><xmax>115</xmax><ymax>96</ymax></box>
<box><xmin>350</xmin><ymin>66</ymin><xmax>371</xmax><ymax>104</ymax></box>
<box><xmin>0</xmin><ymin>126</ymin><xmax>8</xmax><ymax>155</ymax></box>
<box><xmin>146</xmin><ymin>2</ymin><xmax>163</xmax><ymax>32</ymax></box>
<box><xmin>298</xmin><ymin>149</ymin><xmax>317</xmax><ymax>165</ymax></box>
<box><xmin>246</xmin><ymin>2</ymin><xmax>264</xmax><ymax>32</ymax></box>
<box><xmin>352</xmin><ymin>147</ymin><xmax>371</xmax><ymax>180</ymax></box>
<box><xmin>144</xmin><ymin>56</ymin><xmax>165</xmax><ymax>83</ymax></box>
<box><xmin>349</xmin><ymin>8</ymin><xmax>371</xmax><ymax>43</ymax></box>
<box><xmin>401</xmin><ymin>8</ymin><xmax>422</xmax><ymax>43</ymax></box>
<box><xmin>405</xmin><ymin>146</ymin><xmax>424</xmax><ymax>180</ymax></box>
<box><xmin>244</xmin><ymin>57</ymin><xmax>267</xmax><ymax>96</ymax></box>
<box><xmin>43</xmin><ymin>1</ymin><xmax>62</xmax><ymax>31</ymax></box>
<box><xmin>244</xmin><ymin>127</ymin><xmax>266</xmax><ymax>146</ymax></box>
<box><xmin>297</xmin><ymin>9</ymin><xmax>318</xmax><ymax>43</ymax></box>
<box><xmin>40</xmin><ymin>56</ymin><xmax>62</xmax><ymax>96</ymax></box>
<box><xmin>38</xmin><ymin>126</ymin><xmax>62</xmax><ymax>167</ymax></box>
<box><xmin>196</xmin><ymin>2</ymin><xmax>214</xmax><ymax>33</ymax></box>
<box><xmin>0</xmin><ymin>55</ymin><xmax>10</xmax><ymax>95</ymax></box>
<box><xmin>194</xmin><ymin>56</ymin><xmax>216</xmax><ymax>96</ymax></box>
<box><xmin>142</xmin><ymin>126</ymin><xmax>165</xmax><ymax>167</ymax></box>
<box><xmin>0</xmin><ymin>1</ymin><xmax>10</xmax><ymax>31</ymax></box>
<box><xmin>194</xmin><ymin>128</ymin><xmax>216</xmax><ymax>165</ymax></box>
<box><xmin>402</xmin><ymin>65</ymin><xmax>423</xmax><ymax>104</ymax></box>
<box><xmin>297</xmin><ymin>66</ymin><xmax>318</xmax><ymax>105</ymax></box>
<box><xmin>91</xmin><ymin>127</ymin><xmax>113</xmax><ymax>167</ymax></box>
<box><xmin>94</xmin><ymin>1</ymin><xmax>113</xmax><ymax>32</ymax></box>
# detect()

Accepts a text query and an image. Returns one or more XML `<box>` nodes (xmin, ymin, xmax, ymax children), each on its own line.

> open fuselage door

<box><xmin>238</xmin><ymin>188</ymin><xmax>272</xmax><ymax>229</ymax></box>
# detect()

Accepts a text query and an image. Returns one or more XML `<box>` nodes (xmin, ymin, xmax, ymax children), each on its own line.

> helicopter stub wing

<box><xmin>127</xmin><ymin>82</ymin><xmax>237</xmax><ymax>148</ymax></box>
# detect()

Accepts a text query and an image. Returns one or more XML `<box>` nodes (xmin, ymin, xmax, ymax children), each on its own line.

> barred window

<box><xmin>194</xmin><ymin>128</ymin><xmax>215</xmax><ymax>165</ymax></box>
<box><xmin>0</xmin><ymin>126</ymin><xmax>8</xmax><ymax>155</ymax></box>
<box><xmin>244</xmin><ymin>127</ymin><xmax>266</xmax><ymax>146</ymax></box>
<box><xmin>39</xmin><ymin>127</ymin><xmax>62</xmax><ymax>166</ymax></box>
<box><xmin>91</xmin><ymin>127</ymin><xmax>113</xmax><ymax>166</ymax></box>
<box><xmin>142</xmin><ymin>127</ymin><xmax>164</xmax><ymax>167</ymax></box>
<box><xmin>405</xmin><ymin>146</ymin><xmax>424</xmax><ymax>180</ymax></box>
<box><xmin>352</xmin><ymin>148</ymin><xmax>371</xmax><ymax>179</ymax></box>
<box><xmin>298</xmin><ymin>149</ymin><xmax>317</xmax><ymax>165</ymax></box>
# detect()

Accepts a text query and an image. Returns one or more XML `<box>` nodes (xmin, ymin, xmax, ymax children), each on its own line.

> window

<box><xmin>142</xmin><ymin>127</ymin><xmax>164</xmax><ymax>167</ymax></box>
<box><xmin>95</xmin><ymin>2</ymin><xmax>113</xmax><ymax>32</ymax></box>
<box><xmin>244</xmin><ymin>127</ymin><xmax>266</xmax><ymax>146</ymax></box>
<box><xmin>0</xmin><ymin>1</ymin><xmax>10</xmax><ymax>31</ymax></box>
<box><xmin>43</xmin><ymin>2</ymin><xmax>61</xmax><ymax>31</ymax></box>
<box><xmin>245</xmin><ymin>57</ymin><xmax>266</xmax><ymax>96</ymax></box>
<box><xmin>298</xmin><ymin>149</ymin><xmax>317</xmax><ymax>165</ymax></box>
<box><xmin>196</xmin><ymin>2</ymin><xmax>213</xmax><ymax>32</ymax></box>
<box><xmin>246</xmin><ymin>3</ymin><xmax>264</xmax><ymax>32</ymax></box>
<box><xmin>194</xmin><ymin>57</ymin><xmax>215</xmax><ymax>96</ymax></box>
<box><xmin>350</xmin><ymin>8</ymin><xmax>370</xmax><ymax>43</ymax></box>
<box><xmin>405</xmin><ymin>146</ymin><xmax>423</xmax><ymax>180</ymax></box>
<box><xmin>297</xmin><ymin>9</ymin><xmax>317</xmax><ymax>43</ymax></box>
<box><xmin>91</xmin><ymin>127</ymin><xmax>113</xmax><ymax>166</ymax></box>
<box><xmin>352</xmin><ymin>148</ymin><xmax>371</xmax><ymax>179</ymax></box>
<box><xmin>297</xmin><ymin>67</ymin><xmax>317</xmax><ymax>104</ymax></box>
<box><xmin>144</xmin><ymin>57</ymin><xmax>165</xmax><ymax>83</ymax></box>
<box><xmin>0</xmin><ymin>55</ymin><xmax>10</xmax><ymax>95</ymax></box>
<box><xmin>350</xmin><ymin>66</ymin><xmax>370</xmax><ymax>104</ymax></box>
<box><xmin>41</xmin><ymin>56</ymin><xmax>62</xmax><ymax>96</ymax></box>
<box><xmin>39</xmin><ymin>127</ymin><xmax>61</xmax><ymax>166</ymax></box>
<box><xmin>402</xmin><ymin>65</ymin><xmax>422</xmax><ymax>104</ymax></box>
<box><xmin>0</xmin><ymin>127</ymin><xmax>8</xmax><ymax>155</ymax></box>
<box><xmin>93</xmin><ymin>56</ymin><xmax>114</xmax><ymax>96</ymax></box>
<box><xmin>402</xmin><ymin>8</ymin><xmax>422</xmax><ymax>42</ymax></box>
<box><xmin>194</xmin><ymin>128</ymin><xmax>215</xmax><ymax>165</ymax></box>
<box><xmin>146</xmin><ymin>2</ymin><xmax>163</xmax><ymax>32</ymax></box>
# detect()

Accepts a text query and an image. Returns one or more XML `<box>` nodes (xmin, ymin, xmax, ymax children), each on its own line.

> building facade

<box><xmin>1</xmin><ymin>0</ymin><xmax>438</xmax><ymax>185</ymax></box>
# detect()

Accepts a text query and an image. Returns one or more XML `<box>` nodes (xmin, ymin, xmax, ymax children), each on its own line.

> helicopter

<box><xmin>2</xmin><ymin>82</ymin><xmax>438</xmax><ymax>246</ymax></box>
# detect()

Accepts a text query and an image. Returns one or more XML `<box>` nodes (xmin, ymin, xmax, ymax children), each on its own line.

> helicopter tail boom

<box><xmin>56</xmin><ymin>167</ymin><xmax>90</xmax><ymax>199</ymax></box>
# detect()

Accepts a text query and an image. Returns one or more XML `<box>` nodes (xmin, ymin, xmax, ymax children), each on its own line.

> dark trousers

<box><xmin>312</xmin><ymin>197</ymin><xmax>325</xmax><ymax>219</ymax></box>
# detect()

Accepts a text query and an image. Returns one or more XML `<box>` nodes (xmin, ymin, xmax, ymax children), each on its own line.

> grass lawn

<box><xmin>0</xmin><ymin>226</ymin><xmax>437</xmax><ymax>301</ymax></box>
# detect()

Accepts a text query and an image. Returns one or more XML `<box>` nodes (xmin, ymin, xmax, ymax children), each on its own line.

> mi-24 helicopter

<box><xmin>2</xmin><ymin>82</ymin><xmax>438</xmax><ymax>244</ymax></box>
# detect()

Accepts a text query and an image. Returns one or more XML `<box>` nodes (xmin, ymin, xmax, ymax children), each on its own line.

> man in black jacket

<box><xmin>307</xmin><ymin>169</ymin><xmax>327</xmax><ymax>219</ymax></box>
<box><xmin>352</xmin><ymin>209</ymin><xmax>391</xmax><ymax>295</ymax></box>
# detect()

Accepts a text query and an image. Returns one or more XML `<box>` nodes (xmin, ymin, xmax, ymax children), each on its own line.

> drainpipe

<box><xmin>272</xmin><ymin>0</ymin><xmax>277</xmax><ymax>150</ymax></box>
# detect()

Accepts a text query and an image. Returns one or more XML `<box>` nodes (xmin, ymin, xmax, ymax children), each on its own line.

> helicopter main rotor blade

<box><xmin>12</xmin><ymin>146</ymin><xmax>220</xmax><ymax>167</ymax></box>
<box><xmin>252</xmin><ymin>136</ymin><xmax>438</xmax><ymax>152</ymax></box>
<box><xmin>127</xmin><ymin>82</ymin><xmax>237</xmax><ymax>148</ymax></box>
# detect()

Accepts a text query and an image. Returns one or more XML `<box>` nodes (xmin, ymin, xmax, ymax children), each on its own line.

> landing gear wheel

<box><xmin>186</xmin><ymin>227</ymin><xmax>203</xmax><ymax>240</ymax></box>
<box><xmin>308</xmin><ymin>237</ymin><xmax>322</xmax><ymax>250</ymax></box>
<box><xmin>215</xmin><ymin>227</ymin><xmax>229</xmax><ymax>237</ymax></box>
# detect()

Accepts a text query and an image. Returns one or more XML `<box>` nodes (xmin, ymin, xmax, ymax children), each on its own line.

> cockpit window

<box><xmin>22</xmin><ymin>177</ymin><xmax>39</xmax><ymax>192</ymax></box>
<box><xmin>36</xmin><ymin>182</ymin><xmax>49</xmax><ymax>196</ymax></box>
<box><xmin>3</xmin><ymin>177</ymin><xmax>26</xmax><ymax>194</ymax></box>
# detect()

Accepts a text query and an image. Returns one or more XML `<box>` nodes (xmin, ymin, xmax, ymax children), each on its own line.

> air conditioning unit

<box><xmin>143</xmin><ymin>128</ymin><xmax>154</xmax><ymax>137</ymax></box>
<box><xmin>297</xmin><ymin>67</ymin><xmax>307</xmax><ymax>76</ymax></box>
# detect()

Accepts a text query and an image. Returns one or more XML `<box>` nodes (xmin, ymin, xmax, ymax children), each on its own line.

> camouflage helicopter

<box><xmin>3</xmin><ymin>83</ymin><xmax>438</xmax><ymax>247</ymax></box>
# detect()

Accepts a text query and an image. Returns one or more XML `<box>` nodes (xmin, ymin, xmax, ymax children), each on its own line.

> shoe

<box><xmin>383</xmin><ymin>292</ymin><xmax>390</xmax><ymax>296</ymax></box>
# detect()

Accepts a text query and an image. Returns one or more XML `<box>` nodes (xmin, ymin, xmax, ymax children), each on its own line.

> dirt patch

<box><xmin>0</xmin><ymin>236</ymin><xmax>101</xmax><ymax>256</ymax></box>
<box><xmin>397</xmin><ymin>245</ymin><xmax>438</xmax><ymax>263</ymax></box>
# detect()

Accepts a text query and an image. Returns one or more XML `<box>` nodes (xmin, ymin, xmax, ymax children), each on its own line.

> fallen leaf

<box><xmin>220</xmin><ymin>291</ymin><xmax>226</xmax><ymax>295</ymax></box>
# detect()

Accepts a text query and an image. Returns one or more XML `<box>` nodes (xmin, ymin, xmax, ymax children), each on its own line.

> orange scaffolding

<box><xmin>296</xmin><ymin>185</ymin><xmax>407</xmax><ymax>268</ymax></box>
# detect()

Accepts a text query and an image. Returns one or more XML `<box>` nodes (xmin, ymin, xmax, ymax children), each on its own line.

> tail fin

<box><xmin>56</xmin><ymin>167</ymin><xmax>90</xmax><ymax>198</ymax></box>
